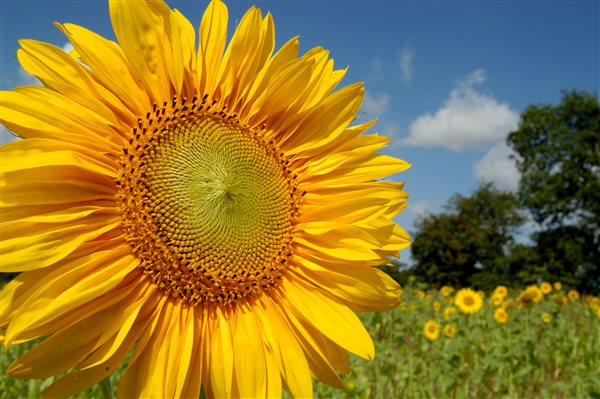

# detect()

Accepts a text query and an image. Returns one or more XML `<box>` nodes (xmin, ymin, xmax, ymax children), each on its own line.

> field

<box><xmin>2</xmin><ymin>282</ymin><xmax>599</xmax><ymax>398</ymax></box>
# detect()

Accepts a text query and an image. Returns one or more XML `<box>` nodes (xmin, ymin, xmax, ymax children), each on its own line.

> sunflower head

<box><xmin>454</xmin><ymin>288</ymin><xmax>483</xmax><ymax>314</ymax></box>
<box><xmin>443</xmin><ymin>306</ymin><xmax>456</xmax><ymax>320</ymax></box>
<box><xmin>0</xmin><ymin>0</ymin><xmax>410</xmax><ymax>397</ymax></box>
<box><xmin>568</xmin><ymin>290</ymin><xmax>580</xmax><ymax>301</ymax></box>
<box><xmin>493</xmin><ymin>307</ymin><xmax>509</xmax><ymax>324</ymax></box>
<box><xmin>423</xmin><ymin>320</ymin><xmax>441</xmax><ymax>341</ymax></box>
<box><xmin>440</xmin><ymin>285</ymin><xmax>453</xmax><ymax>297</ymax></box>
<box><xmin>541</xmin><ymin>312</ymin><xmax>552</xmax><ymax>324</ymax></box>
<box><xmin>540</xmin><ymin>282</ymin><xmax>552</xmax><ymax>295</ymax></box>
<box><xmin>443</xmin><ymin>323</ymin><xmax>457</xmax><ymax>338</ymax></box>
<box><xmin>492</xmin><ymin>285</ymin><xmax>508</xmax><ymax>298</ymax></box>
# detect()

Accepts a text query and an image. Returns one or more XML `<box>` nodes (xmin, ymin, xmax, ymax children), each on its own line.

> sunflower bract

<box><xmin>0</xmin><ymin>0</ymin><xmax>410</xmax><ymax>398</ymax></box>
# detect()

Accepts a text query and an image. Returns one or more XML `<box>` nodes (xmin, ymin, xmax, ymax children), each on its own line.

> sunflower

<box><xmin>540</xmin><ymin>282</ymin><xmax>552</xmax><ymax>295</ymax></box>
<box><xmin>541</xmin><ymin>313</ymin><xmax>552</xmax><ymax>324</ymax></box>
<box><xmin>440</xmin><ymin>285</ymin><xmax>453</xmax><ymax>297</ymax></box>
<box><xmin>553</xmin><ymin>281</ymin><xmax>562</xmax><ymax>291</ymax></box>
<box><xmin>490</xmin><ymin>294</ymin><xmax>504</xmax><ymax>306</ymax></box>
<box><xmin>443</xmin><ymin>324</ymin><xmax>457</xmax><ymax>338</ymax></box>
<box><xmin>454</xmin><ymin>288</ymin><xmax>483</xmax><ymax>314</ymax></box>
<box><xmin>493</xmin><ymin>308</ymin><xmax>509</xmax><ymax>324</ymax></box>
<box><xmin>423</xmin><ymin>320</ymin><xmax>441</xmax><ymax>341</ymax></box>
<box><xmin>432</xmin><ymin>301</ymin><xmax>442</xmax><ymax>312</ymax></box>
<box><xmin>552</xmin><ymin>294</ymin><xmax>568</xmax><ymax>306</ymax></box>
<box><xmin>518</xmin><ymin>285</ymin><xmax>543</xmax><ymax>306</ymax></box>
<box><xmin>492</xmin><ymin>285</ymin><xmax>508</xmax><ymax>299</ymax></box>
<box><xmin>443</xmin><ymin>306</ymin><xmax>456</xmax><ymax>320</ymax></box>
<box><xmin>0</xmin><ymin>1</ymin><xmax>411</xmax><ymax>397</ymax></box>
<box><xmin>568</xmin><ymin>290</ymin><xmax>580</xmax><ymax>302</ymax></box>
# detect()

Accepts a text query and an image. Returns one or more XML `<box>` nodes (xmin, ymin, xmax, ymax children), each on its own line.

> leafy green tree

<box><xmin>507</xmin><ymin>90</ymin><xmax>599</xmax><ymax>228</ymax></box>
<box><xmin>507</xmin><ymin>90</ymin><xmax>600</xmax><ymax>292</ymax></box>
<box><xmin>410</xmin><ymin>183</ymin><xmax>524</xmax><ymax>289</ymax></box>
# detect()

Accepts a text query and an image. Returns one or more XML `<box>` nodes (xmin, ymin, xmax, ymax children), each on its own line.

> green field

<box><xmin>2</xmin><ymin>283</ymin><xmax>599</xmax><ymax>399</ymax></box>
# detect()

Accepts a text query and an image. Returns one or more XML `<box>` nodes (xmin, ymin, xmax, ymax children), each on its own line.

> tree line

<box><xmin>384</xmin><ymin>90</ymin><xmax>600</xmax><ymax>294</ymax></box>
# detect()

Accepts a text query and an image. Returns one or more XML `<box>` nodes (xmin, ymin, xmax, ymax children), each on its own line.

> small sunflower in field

<box><xmin>492</xmin><ymin>285</ymin><xmax>508</xmax><ymax>299</ymax></box>
<box><xmin>585</xmin><ymin>295</ymin><xmax>599</xmax><ymax>310</ymax></box>
<box><xmin>443</xmin><ymin>306</ymin><xmax>456</xmax><ymax>320</ymax></box>
<box><xmin>440</xmin><ymin>285</ymin><xmax>453</xmax><ymax>297</ymax></box>
<box><xmin>552</xmin><ymin>294</ymin><xmax>568</xmax><ymax>306</ymax></box>
<box><xmin>540</xmin><ymin>282</ymin><xmax>552</xmax><ymax>295</ymax></box>
<box><xmin>423</xmin><ymin>320</ymin><xmax>441</xmax><ymax>341</ymax></box>
<box><xmin>432</xmin><ymin>301</ymin><xmax>442</xmax><ymax>312</ymax></box>
<box><xmin>491</xmin><ymin>293</ymin><xmax>504</xmax><ymax>306</ymax></box>
<box><xmin>568</xmin><ymin>290</ymin><xmax>580</xmax><ymax>302</ymax></box>
<box><xmin>502</xmin><ymin>299</ymin><xmax>514</xmax><ymax>309</ymax></box>
<box><xmin>413</xmin><ymin>289</ymin><xmax>426</xmax><ymax>299</ymax></box>
<box><xmin>0</xmin><ymin>0</ymin><xmax>410</xmax><ymax>397</ymax></box>
<box><xmin>541</xmin><ymin>313</ymin><xmax>552</xmax><ymax>324</ymax></box>
<box><xmin>553</xmin><ymin>281</ymin><xmax>562</xmax><ymax>291</ymax></box>
<box><xmin>493</xmin><ymin>308</ymin><xmax>509</xmax><ymax>324</ymax></box>
<box><xmin>454</xmin><ymin>288</ymin><xmax>483</xmax><ymax>314</ymax></box>
<box><xmin>476</xmin><ymin>290</ymin><xmax>486</xmax><ymax>300</ymax></box>
<box><xmin>443</xmin><ymin>324</ymin><xmax>457</xmax><ymax>338</ymax></box>
<box><xmin>518</xmin><ymin>285</ymin><xmax>543</xmax><ymax>306</ymax></box>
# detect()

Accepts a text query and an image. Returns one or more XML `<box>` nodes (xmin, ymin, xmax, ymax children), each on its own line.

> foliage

<box><xmin>410</xmin><ymin>183</ymin><xmax>524</xmax><ymax>290</ymax></box>
<box><xmin>507</xmin><ymin>90</ymin><xmax>600</xmax><ymax>230</ymax></box>
<box><xmin>507</xmin><ymin>90</ymin><xmax>600</xmax><ymax>292</ymax></box>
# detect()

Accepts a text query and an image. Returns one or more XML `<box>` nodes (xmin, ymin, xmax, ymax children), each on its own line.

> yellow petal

<box><xmin>203</xmin><ymin>305</ymin><xmax>234</xmax><ymax>398</ymax></box>
<box><xmin>290</xmin><ymin>257</ymin><xmax>401</xmax><ymax>311</ymax></box>
<box><xmin>4</xmin><ymin>246</ymin><xmax>138</xmax><ymax>343</ymax></box>
<box><xmin>1</xmin><ymin>271</ymin><xmax>142</xmax><ymax>344</ymax></box>
<box><xmin>216</xmin><ymin>6</ymin><xmax>269</xmax><ymax>107</ymax></box>
<box><xmin>281</xmin><ymin>277</ymin><xmax>374</xmax><ymax>360</ymax></box>
<box><xmin>1</xmin><ymin>87</ymin><xmax>125</xmax><ymax>151</ymax></box>
<box><xmin>8</xmin><ymin>284</ymin><xmax>143</xmax><ymax>379</ymax></box>
<box><xmin>16</xmin><ymin>39</ymin><xmax>122</xmax><ymax>125</ymax></box>
<box><xmin>109</xmin><ymin>0</ymin><xmax>171</xmax><ymax>102</ymax></box>
<box><xmin>281</xmin><ymin>83</ymin><xmax>363</xmax><ymax>152</ymax></box>
<box><xmin>257</xmin><ymin>296</ymin><xmax>312</xmax><ymax>399</ymax></box>
<box><xmin>271</xmin><ymin>293</ymin><xmax>346</xmax><ymax>389</ymax></box>
<box><xmin>57</xmin><ymin>22</ymin><xmax>151</xmax><ymax>115</ymax></box>
<box><xmin>198</xmin><ymin>0</ymin><xmax>228</xmax><ymax>96</ymax></box>
<box><xmin>232</xmin><ymin>303</ymin><xmax>267</xmax><ymax>398</ymax></box>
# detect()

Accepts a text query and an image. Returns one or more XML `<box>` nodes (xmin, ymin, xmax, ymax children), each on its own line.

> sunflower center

<box><xmin>116</xmin><ymin>97</ymin><xmax>300</xmax><ymax>305</ymax></box>
<box><xmin>463</xmin><ymin>296</ymin><xmax>475</xmax><ymax>306</ymax></box>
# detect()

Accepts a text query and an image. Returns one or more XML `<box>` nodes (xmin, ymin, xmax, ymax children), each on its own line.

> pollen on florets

<box><xmin>116</xmin><ymin>96</ymin><xmax>302</xmax><ymax>305</ymax></box>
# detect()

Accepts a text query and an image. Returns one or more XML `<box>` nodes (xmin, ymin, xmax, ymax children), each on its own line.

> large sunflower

<box><xmin>0</xmin><ymin>0</ymin><xmax>410</xmax><ymax>398</ymax></box>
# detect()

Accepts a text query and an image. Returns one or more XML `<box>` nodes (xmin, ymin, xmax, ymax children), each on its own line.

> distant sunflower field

<box><xmin>2</xmin><ymin>282</ymin><xmax>599</xmax><ymax>398</ymax></box>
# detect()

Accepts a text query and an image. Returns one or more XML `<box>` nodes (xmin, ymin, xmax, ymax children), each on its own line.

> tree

<box><xmin>410</xmin><ymin>183</ymin><xmax>524</xmax><ymax>289</ymax></box>
<box><xmin>507</xmin><ymin>90</ymin><xmax>600</xmax><ymax>292</ymax></box>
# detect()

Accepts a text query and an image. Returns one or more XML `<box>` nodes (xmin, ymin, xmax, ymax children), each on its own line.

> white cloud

<box><xmin>62</xmin><ymin>42</ymin><xmax>74</xmax><ymax>54</ymax></box>
<box><xmin>410</xmin><ymin>202</ymin><xmax>430</xmax><ymax>219</ymax></box>
<box><xmin>474</xmin><ymin>142</ymin><xmax>520</xmax><ymax>191</ymax></box>
<box><xmin>402</xmin><ymin>70</ymin><xmax>520</xmax><ymax>151</ymax></box>
<box><xmin>17</xmin><ymin>67</ymin><xmax>39</xmax><ymax>86</ymax></box>
<box><xmin>362</xmin><ymin>92</ymin><xmax>390</xmax><ymax>118</ymax></box>
<box><xmin>399</xmin><ymin>47</ymin><xmax>414</xmax><ymax>83</ymax></box>
<box><xmin>367</xmin><ymin>58</ymin><xmax>384</xmax><ymax>82</ymax></box>
<box><xmin>382</xmin><ymin>121</ymin><xmax>400</xmax><ymax>138</ymax></box>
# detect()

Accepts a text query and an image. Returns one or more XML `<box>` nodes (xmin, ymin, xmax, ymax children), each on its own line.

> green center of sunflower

<box><xmin>116</xmin><ymin>96</ymin><xmax>300</xmax><ymax>305</ymax></box>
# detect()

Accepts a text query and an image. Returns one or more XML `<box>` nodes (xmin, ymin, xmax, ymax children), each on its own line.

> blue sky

<box><xmin>1</xmin><ymin>0</ymin><xmax>598</xmax><ymax>263</ymax></box>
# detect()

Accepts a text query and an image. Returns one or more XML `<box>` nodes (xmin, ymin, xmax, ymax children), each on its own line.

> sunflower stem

<box><xmin>98</xmin><ymin>377</ymin><xmax>113</xmax><ymax>399</ymax></box>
